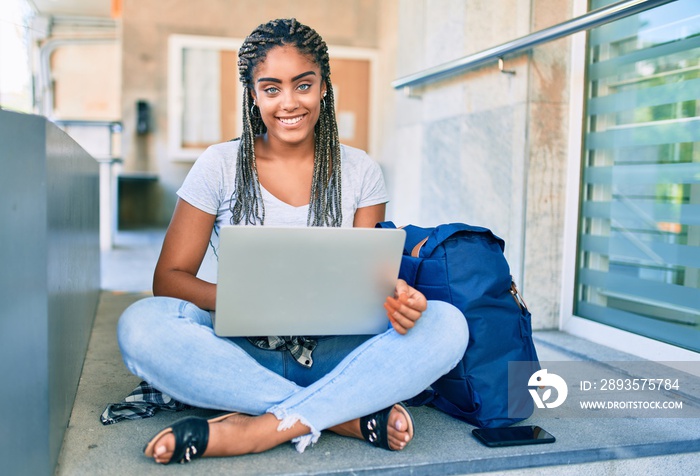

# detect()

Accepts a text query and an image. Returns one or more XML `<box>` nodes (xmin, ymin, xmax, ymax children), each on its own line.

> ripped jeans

<box><xmin>117</xmin><ymin>297</ymin><xmax>468</xmax><ymax>452</ymax></box>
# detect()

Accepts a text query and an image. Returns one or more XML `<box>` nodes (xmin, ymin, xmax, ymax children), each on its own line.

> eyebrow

<box><xmin>257</xmin><ymin>71</ymin><xmax>317</xmax><ymax>84</ymax></box>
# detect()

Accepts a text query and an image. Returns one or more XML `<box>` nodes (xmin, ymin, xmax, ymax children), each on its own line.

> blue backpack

<box><xmin>377</xmin><ymin>222</ymin><xmax>540</xmax><ymax>428</ymax></box>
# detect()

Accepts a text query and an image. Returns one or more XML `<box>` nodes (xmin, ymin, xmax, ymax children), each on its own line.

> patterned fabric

<box><xmin>101</xmin><ymin>339</ymin><xmax>317</xmax><ymax>425</ymax></box>
<box><xmin>100</xmin><ymin>381</ymin><xmax>190</xmax><ymax>425</ymax></box>
<box><xmin>247</xmin><ymin>336</ymin><xmax>317</xmax><ymax>368</ymax></box>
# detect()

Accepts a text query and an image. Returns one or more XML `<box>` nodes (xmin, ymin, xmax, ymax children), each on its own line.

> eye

<box><xmin>297</xmin><ymin>83</ymin><xmax>311</xmax><ymax>91</ymax></box>
<box><xmin>263</xmin><ymin>86</ymin><xmax>279</xmax><ymax>94</ymax></box>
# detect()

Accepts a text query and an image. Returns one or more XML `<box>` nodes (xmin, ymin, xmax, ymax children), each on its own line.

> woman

<box><xmin>117</xmin><ymin>18</ymin><xmax>468</xmax><ymax>464</ymax></box>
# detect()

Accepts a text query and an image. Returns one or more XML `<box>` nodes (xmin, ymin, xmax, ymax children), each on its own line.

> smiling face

<box><xmin>250</xmin><ymin>45</ymin><xmax>327</xmax><ymax>148</ymax></box>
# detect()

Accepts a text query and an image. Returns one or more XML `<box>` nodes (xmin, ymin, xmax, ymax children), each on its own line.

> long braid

<box><xmin>311</xmin><ymin>85</ymin><xmax>342</xmax><ymax>226</ymax></box>
<box><xmin>231</xmin><ymin>18</ymin><xmax>342</xmax><ymax>227</ymax></box>
<box><xmin>229</xmin><ymin>88</ymin><xmax>261</xmax><ymax>224</ymax></box>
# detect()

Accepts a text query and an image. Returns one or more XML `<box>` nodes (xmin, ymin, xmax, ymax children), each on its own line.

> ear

<box><xmin>321</xmin><ymin>81</ymin><xmax>327</xmax><ymax>98</ymax></box>
<box><xmin>249</xmin><ymin>87</ymin><xmax>257</xmax><ymax>103</ymax></box>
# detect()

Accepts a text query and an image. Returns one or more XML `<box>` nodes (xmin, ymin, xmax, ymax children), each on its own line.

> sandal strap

<box><xmin>170</xmin><ymin>417</ymin><xmax>210</xmax><ymax>464</ymax></box>
<box><xmin>360</xmin><ymin>406</ymin><xmax>393</xmax><ymax>450</ymax></box>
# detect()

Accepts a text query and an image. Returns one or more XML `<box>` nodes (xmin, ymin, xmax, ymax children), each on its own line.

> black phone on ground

<box><xmin>472</xmin><ymin>425</ymin><xmax>556</xmax><ymax>447</ymax></box>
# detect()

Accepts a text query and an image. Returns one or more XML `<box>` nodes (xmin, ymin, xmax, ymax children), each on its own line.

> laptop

<box><xmin>213</xmin><ymin>226</ymin><xmax>406</xmax><ymax>336</ymax></box>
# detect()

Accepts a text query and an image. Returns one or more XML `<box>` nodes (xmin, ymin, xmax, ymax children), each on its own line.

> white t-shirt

<box><xmin>177</xmin><ymin>139</ymin><xmax>389</xmax><ymax>282</ymax></box>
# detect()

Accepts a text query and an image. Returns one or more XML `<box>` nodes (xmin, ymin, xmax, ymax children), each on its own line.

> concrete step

<box><xmin>56</xmin><ymin>291</ymin><xmax>700</xmax><ymax>475</ymax></box>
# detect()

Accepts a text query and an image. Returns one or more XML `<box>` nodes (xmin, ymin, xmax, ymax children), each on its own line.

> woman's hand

<box><xmin>383</xmin><ymin>279</ymin><xmax>428</xmax><ymax>335</ymax></box>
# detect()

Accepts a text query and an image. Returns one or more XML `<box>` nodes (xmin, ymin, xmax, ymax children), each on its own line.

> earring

<box><xmin>250</xmin><ymin>104</ymin><xmax>261</xmax><ymax>119</ymax></box>
<box><xmin>321</xmin><ymin>98</ymin><xmax>326</xmax><ymax>110</ymax></box>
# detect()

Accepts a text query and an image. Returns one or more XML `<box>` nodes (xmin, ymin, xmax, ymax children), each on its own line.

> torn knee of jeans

<box><xmin>272</xmin><ymin>411</ymin><xmax>320</xmax><ymax>453</ymax></box>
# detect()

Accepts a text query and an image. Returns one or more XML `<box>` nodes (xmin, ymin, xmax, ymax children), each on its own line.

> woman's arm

<box><xmin>153</xmin><ymin>198</ymin><xmax>218</xmax><ymax>310</ymax></box>
<box><xmin>353</xmin><ymin>203</ymin><xmax>386</xmax><ymax>228</ymax></box>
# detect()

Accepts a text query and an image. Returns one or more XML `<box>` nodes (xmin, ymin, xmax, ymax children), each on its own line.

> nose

<box><xmin>281</xmin><ymin>91</ymin><xmax>299</xmax><ymax>111</ymax></box>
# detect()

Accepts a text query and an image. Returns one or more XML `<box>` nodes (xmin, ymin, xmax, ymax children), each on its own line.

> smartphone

<box><xmin>472</xmin><ymin>425</ymin><xmax>555</xmax><ymax>447</ymax></box>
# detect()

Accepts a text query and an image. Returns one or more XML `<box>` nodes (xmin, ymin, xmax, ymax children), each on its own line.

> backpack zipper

<box><xmin>510</xmin><ymin>281</ymin><xmax>528</xmax><ymax>311</ymax></box>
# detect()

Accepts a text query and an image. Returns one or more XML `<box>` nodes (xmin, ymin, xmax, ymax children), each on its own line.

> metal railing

<box><xmin>392</xmin><ymin>0</ymin><xmax>678</xmax><ymax>92</ymax></box>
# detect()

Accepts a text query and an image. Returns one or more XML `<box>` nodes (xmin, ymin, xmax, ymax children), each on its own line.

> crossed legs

<box><xmin>119</xmin><ymin>297</ymin><xmax>468</xmax><ymax>462</ymax></box>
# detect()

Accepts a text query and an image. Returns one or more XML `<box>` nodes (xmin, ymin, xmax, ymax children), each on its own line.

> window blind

<box><xmin>576</xmin><ymin>0</ymin><xmax>700</xmax><ymax>351</ymax></box>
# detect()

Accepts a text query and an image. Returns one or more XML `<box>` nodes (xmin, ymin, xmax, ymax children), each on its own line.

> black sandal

<box><xmin>359</xmin><ymin>402</ymin><xmax>415</xmax><ymax>451</ymax></box>
<box><xmin>143</xmin><ymin>412</ymin><xmax>237</xmax><ymax>464</ymax></box>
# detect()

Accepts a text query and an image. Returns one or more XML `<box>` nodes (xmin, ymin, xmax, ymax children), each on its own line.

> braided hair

<box><xmin>231</xmin><ymin>18</ymin><xmax>342</xmax><ymax>227</ymax></box>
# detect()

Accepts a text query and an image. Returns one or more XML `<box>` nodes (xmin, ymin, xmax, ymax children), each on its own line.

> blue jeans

<box><xmin>117</xmin><ymin>297</ymin><xmax>468</xmax><ymax>451</ymax></box>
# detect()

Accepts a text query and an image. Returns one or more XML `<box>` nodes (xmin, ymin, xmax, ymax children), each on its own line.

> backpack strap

<box><xmin>375</xmin><ymin>221</ymin><xmax>396</xmax><ymax>229</ymax></box>
<box><xmin>421</xmin><ymin>223</ymin><xmax>505</xmax><ymax>256</ymax></box>
<box><xmin>410</xmin><ymin>237</ymin><xmax>429</xmax><ymax>257</ymax></box>
<box><xmin>376</xmin><ymin>221</ymin><xmax>432</xmax><ymax>256</ymax></box>
<box><xmin>401</xmin><ymin>225</ymin><xmax>433</xmax><ymax>256</ymax></box>
<box><xmin>379</xmin><ymin>222</ymin><xmax>505</xmax><ymax>257</ymax></box>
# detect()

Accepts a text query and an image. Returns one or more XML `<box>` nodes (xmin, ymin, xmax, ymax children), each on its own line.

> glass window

<box><xmin>0</xmin><ymin>0</ymin><xmax>34</xmax><ymax>112</ymax></box>
<box><xmin>576</xmin><ymin>0</ymin><xmax>700</xmax><ymax>352</ymax></box>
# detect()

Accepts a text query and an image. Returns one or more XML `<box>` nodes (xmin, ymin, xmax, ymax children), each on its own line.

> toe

<box><xmin>151</xmin><ymin>433</ymin><xmax>176</xmax><ymax>463</ymax></box>
<box><xmin>387</xmin><ymin>432</ymin><xmax>408</xmax><ymax>450</ymax></box>
<box><xmin>386</xmin><ymin>405</ymin><xmax>412</xmax><ymax>450</ymax></box>
<box><xmin>392</xmin><ymin>414</ymin><xmax>405</xmax><ymax>432</ymax></box>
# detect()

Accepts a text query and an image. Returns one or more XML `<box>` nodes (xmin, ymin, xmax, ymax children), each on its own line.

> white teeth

<box><xmin>279</xmin><ymin>116</ymin><xmax>303</xmax><ymax>124</ymax></box>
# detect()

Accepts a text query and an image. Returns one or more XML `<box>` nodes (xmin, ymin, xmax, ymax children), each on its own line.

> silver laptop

<box><xmin>213</xmin><ymin>226</ymin><xmax>406</xmax><ymax>336</ymax></box>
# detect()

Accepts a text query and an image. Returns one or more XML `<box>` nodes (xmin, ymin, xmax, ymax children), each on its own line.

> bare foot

<box><xmin>146</xmin><ymin>413</ymin><xmax>310</xmax><ymax>464</ymax></box>
<box><xmin>329</xmin><ymin>404</ymin><xmax>413</xmax><ymax>450</ymax></box>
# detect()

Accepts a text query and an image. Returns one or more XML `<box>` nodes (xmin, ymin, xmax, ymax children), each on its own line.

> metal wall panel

<box><xmin>0</xmin><ymin>110</ymin><xmax>100</xmax><ymax>476</ymax></box>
